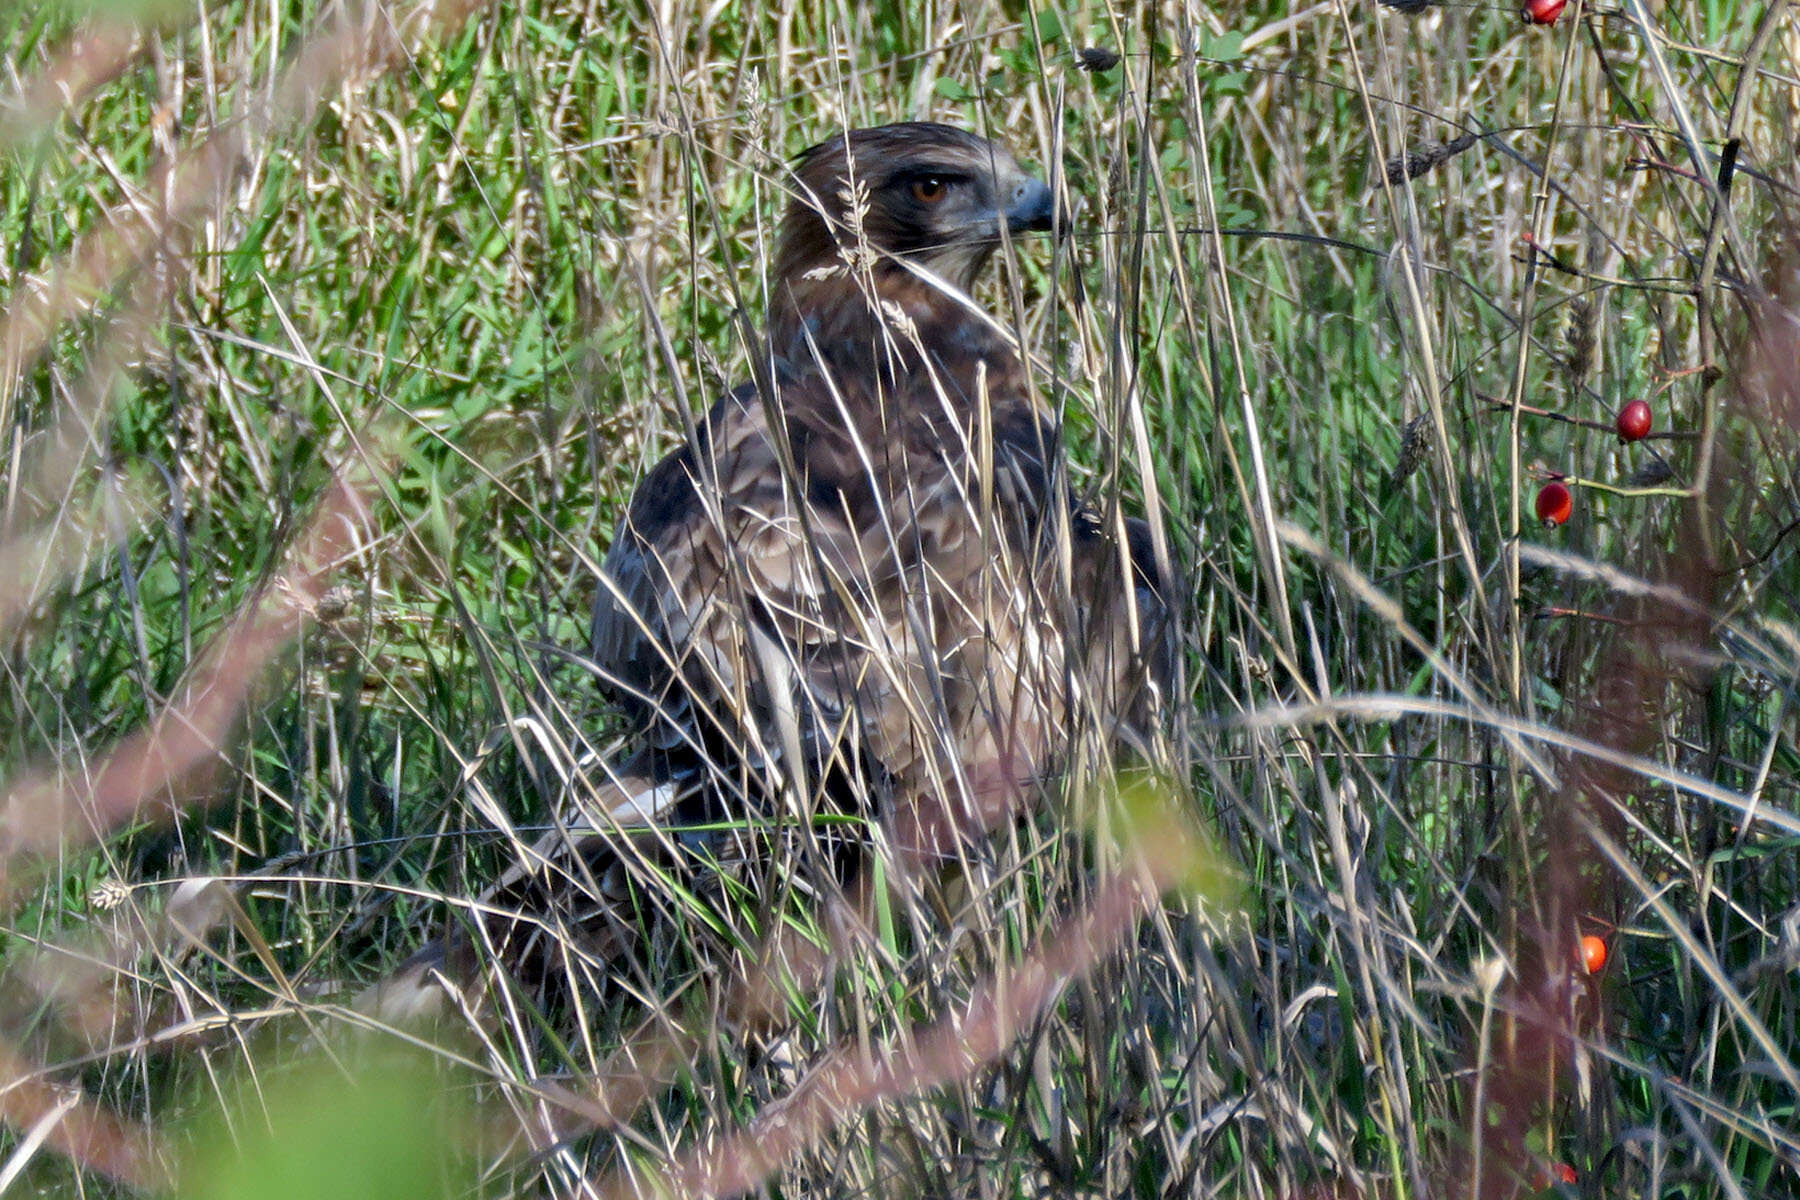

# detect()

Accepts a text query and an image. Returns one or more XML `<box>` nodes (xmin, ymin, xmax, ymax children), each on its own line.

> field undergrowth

<box><xmin>2</xmin><ymin>0</ymin><xmax>1797</xmax><ymax>1196</ymax></box>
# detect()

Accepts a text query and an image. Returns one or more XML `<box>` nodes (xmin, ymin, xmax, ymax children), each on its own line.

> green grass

<box><xmin>3</xmin><ymin>0</ymin><xmax>1798</xmax><ymax>1195</ymax></box>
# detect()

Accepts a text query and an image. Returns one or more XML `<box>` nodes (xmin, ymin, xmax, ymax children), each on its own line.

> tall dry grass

<box><xmin>1</xmin><ymin>0</ymin><xmax>1796</xmax><ymax>1196</ymax></box>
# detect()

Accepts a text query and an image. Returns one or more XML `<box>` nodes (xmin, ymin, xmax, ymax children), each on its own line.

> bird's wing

<box><xmin>1068</xmin><ymin>512</ymin><xmax>1176</xmax><ymax>753</ymax></box>
<box><xmin>590</xmin><ymin>382</ymin><xmax>891</xmax><ymax>774</ymax></box>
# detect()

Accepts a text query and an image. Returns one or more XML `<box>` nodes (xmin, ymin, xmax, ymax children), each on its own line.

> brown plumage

<box><xmin>365</xmin><ymin>123</ymin><xmax>1172</xmax><ymax>1018</ymax></box>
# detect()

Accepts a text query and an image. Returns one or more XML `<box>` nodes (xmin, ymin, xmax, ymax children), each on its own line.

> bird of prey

<box><xmin>367</xmin><ymin>122</ymin><xmax>1172</xmax><ymax>1017</ymax></box>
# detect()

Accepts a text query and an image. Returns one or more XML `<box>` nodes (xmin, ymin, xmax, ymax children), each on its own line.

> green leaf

<box><xmin>1036</xmin><ymin>10</ymin><xmax>1063</xmax><ymax>42</ymax></box>
<box><xmin>183</xmin><ymin>1049</ymin><xmax>479</xmax><ymax>1200</ymax></box>
<box><xmin>1202</xmin><ymin>30</ymin><xmax>1245</xmax><ymax>61</ymax></box>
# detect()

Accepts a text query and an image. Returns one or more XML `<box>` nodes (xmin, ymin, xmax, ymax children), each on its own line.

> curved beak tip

<box><xmin>1006</xmin><ymin>177</ymin><xmax>1059</xmax><ymax>234</ymax></box>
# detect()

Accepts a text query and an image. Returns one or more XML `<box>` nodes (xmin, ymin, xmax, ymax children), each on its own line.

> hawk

<box><xmin>369</xmin><ymin>122</ymin><xmax>1172</xmax><ymax>1015</ymax></box>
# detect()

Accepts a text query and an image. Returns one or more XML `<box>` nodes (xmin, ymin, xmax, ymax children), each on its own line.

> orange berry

<box><xmin>1580</xmin><ymin>934</ymin><xmax>1608</xmax><ymax>974</ymax></box>
<box><xmin>1616</xmin><ymin>399</ymin><xmax>1652</xmax><ymax>442</ymax></box>
<box><xmin>1535</xmin><ymin>481</ymin><xmax>1573</xmax><ymax>527</ymax></box>
<box><xmin>1552</xmin><ymin>1162</ymin><xmax>1578</xmax><ymax>1184</ymax></box>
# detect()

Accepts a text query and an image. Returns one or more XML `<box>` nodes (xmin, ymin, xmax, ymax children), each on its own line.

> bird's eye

<box><xmin>911</xmin><ymin>177</ymin><xmax>948</xmax><ymax>204</ymax></box>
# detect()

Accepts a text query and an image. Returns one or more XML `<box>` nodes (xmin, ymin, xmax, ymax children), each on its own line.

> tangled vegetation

<box><xmin>1</xmin><ymin>0</ymin><xmax>1795</xmax><ymax>1195</ymax></box>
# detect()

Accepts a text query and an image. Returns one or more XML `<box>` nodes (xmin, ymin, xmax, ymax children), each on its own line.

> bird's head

<box><xmin>774</xmin><ymin>122</ymin><xmax>1057</xmax><ymax>294</ymax></box>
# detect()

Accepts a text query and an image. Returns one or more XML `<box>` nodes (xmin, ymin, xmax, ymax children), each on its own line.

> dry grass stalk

<box><xmin>0</xmin><ymin>1037</ymin><xmax>167</xmax><ymax>1190</ymax></box>
<box><xmin>3</xmin><ymin>0</ymin><xmax>1797</xmax><ymax>1195</ymax></box>
<box><xmin>595</xmin><ymin>843</ymin><xmax>1196</xmax><ymax>1200</ymax></box>
<box><xmin>0</xmin><ymin>473</ymin><xmax>375</xmax><ymax>900</ymax></box>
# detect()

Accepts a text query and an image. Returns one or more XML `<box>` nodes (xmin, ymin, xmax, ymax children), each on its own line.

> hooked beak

<box><xmin>1004</xmin><ymin>175</ymin><xmax>1060</xmax><ymax>235</ymax></box>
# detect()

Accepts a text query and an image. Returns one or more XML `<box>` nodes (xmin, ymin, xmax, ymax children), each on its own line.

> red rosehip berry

<box><xmin>1535</xmin><ymin>481</ymin><xmax>1573</xmax><ymax>527</ymax></box>
<box><xmin>1522</xmin><ymin>0</ymin><xmax>1566</xmax><ymax>23</ymax></box>
<box><xmin>1616</xmin><ymin>399</ymin><xmax>1652</xmax><ymax>442</ymax></box>
<box><xmin>1551</xmin><ymin>1162</ymin><xmax>1578</xmax><ymax>1184</ymax></box>
<box><xmin>1580</xmin><ymin>934</ymin><xmax>1608</xmax><ymax>974</ymax></box>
